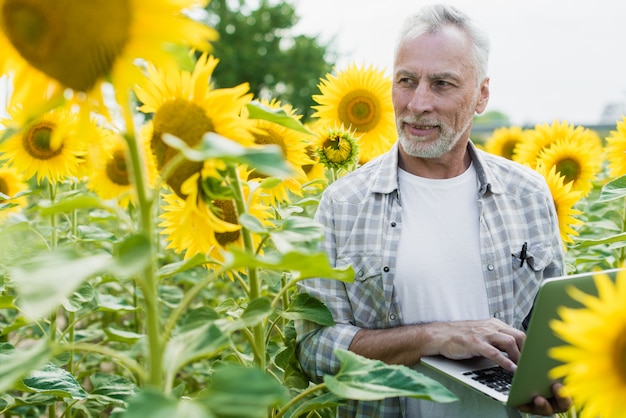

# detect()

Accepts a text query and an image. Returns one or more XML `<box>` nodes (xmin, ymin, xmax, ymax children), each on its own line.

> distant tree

<box><xmin>205</xmin><ymin>0</ymin><xmax>336</xmax><ymax>120</ymax></box>
<box><xmin>473</xmin><ymin>110</ymin><xmax>510</xmax><ymax>128</ymax></box>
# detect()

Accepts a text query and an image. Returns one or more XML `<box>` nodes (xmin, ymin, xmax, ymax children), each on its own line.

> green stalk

<box><xmin>47</xmin><ymin>181</ymin><xmax>58</xmax><ymax>418</ymax></box>
<box><xmin>64</xmin><ymin>342</ymin><xmax>147</xmax><ymax>382</ymax></box>
<box><xmin>273</xmin><ymin>383</ymin><xmax>327</xmax><ymax>418</ymax></box>
<box><xmin>226</xmin><ymin>165</ymin><xmax>266</xmax><ymax>370</ymax></box>
<box><xmin>162</xmin><ymin>265</ymin><xmax>226</xmax><ymax>342</ymax></box>
<box><xmin>122</xmin><ymin>101</ymin><xmax>163</xmax><ymax>388</ymax></box>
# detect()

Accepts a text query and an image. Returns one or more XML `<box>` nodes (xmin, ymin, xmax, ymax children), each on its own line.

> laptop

<box><xmin>420</xmin><ymin>268</ymin><xmax>622</xmax><ymax>407</ymax></box>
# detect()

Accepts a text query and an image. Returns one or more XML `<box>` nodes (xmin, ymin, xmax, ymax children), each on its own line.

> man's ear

<box><xmin>475</xmin><ymin>77</ymin><xmax>490</xmax><ymax>114</ymax></box>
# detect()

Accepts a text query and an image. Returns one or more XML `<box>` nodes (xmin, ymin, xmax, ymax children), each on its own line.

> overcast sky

<box><xmin>294</xmin><ymin>0</ymin><xmax>626</xmax><ymax>126</ymax></box>
<box><xmin>2</xmin><ymin>2</ymin><xmax>624</xmax><ymax>128</ymax></box>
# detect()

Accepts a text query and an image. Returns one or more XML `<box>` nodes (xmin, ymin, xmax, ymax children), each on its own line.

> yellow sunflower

<box><xmin>513</xmin><ymin>120</ymin><xmax>590</xmax><ymax>169</ymax></box>
<box><xmin>483</xmin><ymin>126</ymin><xmax>526</xmax><ymax>160</ymax></box>
<box><xmin>0</xmin><ymin>0</ymin><xmax>217</xmax><ymax>116</ymax></box>
<box><xmin>159</xmin><ymin>166</ymin><xmax>272</xmax><ymax>263</ymax></box>
<box><xmin>536</xmin><ymin>164</ymin><xmax>584</xmax><ymax>245</ymax></box>
<box><xmin>535</xmin><ymin>135</ymin><xmax>603</xmax><ymax>197</ymax></box>
<box><xmin>549</xmin><ymin>268</ymin><xmax>626</xmax><ymax>418</ymax></box>
<box><xmin>0</xmin><ymin>105</ymin><xmax>87</xmax><ymax>184</ymax></box>
<box><xmin>312</xmin><ymin>63</ymin><xmax>395</xmax><ymax>165</ymax></box>
<box><xmin>605</xmin><ymin>116</ymin><xmax>626</xmax><ymax>178</ymax></box>
<box><xmin>310</xmin><ymin>123</ymin><xmax>360</xmax><ymax>178</ymax></box>
<box><xmin>0</xmin><ymin>164</ymin><xmax>29</xmax><ymax>221</ymax></box>
<box><xmin>246</xmin><ymin>99</ymin><xmax>315</xmax><ymax>204</ymax></box>
<box><xmin>87</xmin><ymin>127</ymin><xmax>156</xmax><ymax>208</ymax></box>
<box><xmin>135</xmin><ymin>53</ymin><xmax>257</xmax><ymax>199</ymax></box>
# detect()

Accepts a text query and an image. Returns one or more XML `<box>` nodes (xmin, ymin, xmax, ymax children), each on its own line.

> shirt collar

<box><xmin>370</xmin><ymin>140</ymin><xmax>504</xmax><ymax>196</ymax></box>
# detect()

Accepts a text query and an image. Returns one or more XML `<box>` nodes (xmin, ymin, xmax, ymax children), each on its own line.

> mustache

<box><xmin>400</xmin><ymin>116</ymin><xmax>442</xmax><ymax>127</ymax></box>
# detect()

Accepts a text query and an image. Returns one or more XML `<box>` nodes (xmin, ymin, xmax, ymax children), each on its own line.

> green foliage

<box><xmin>205</xmin><ymin>0</ymin><xmax>335</xmax><ymax>120</ymax></box>
<box><xmin>0</xmin><ymin>113</ymin><xmax>457</xmax><ymax>417</ymax></box>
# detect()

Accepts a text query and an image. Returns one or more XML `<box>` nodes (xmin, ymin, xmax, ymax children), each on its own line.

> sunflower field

<box><xmin>1</xmin><ymin>1</ymin><xmax>626</xmax><ymax>418</ymax></box>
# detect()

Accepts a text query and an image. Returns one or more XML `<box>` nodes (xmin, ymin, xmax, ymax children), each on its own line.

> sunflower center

<box><xmin>555</xmin><ymin>158</ymin><xmax>580</xmax><ymax>184</ymax></box>
<box><xmin>0</xmin><ymin>178</ymin><xmax>8</xmax><ymax>200</ymax></box>
<box><xmin>254</xmin><ymin>128</ymin><xmax>287</xmax><ymax>156</ymax></box>
<box><xmin>152</xmin><ymin>99</ymin><xmax>215</xmax><ymax>198</ymax></box>
<box><xmin>249</xmin><ymin>127</ymin><xmax>287</xmax><ymax>179</ymax></box>
<box><xmin>2</xmin><ymin>0</ymin><xmax>131</xmax><ymax>91</ymax></box>
<box><xmin>106</xmin><ymin>149</ymin><xmax>130</xmax><ymax>186</ymax></box>
<box><xmin>323</xmin><ymin>133</ymin><xmax>353</xmax><ymax>164</ymax></box>
<box><xmin>338</xmin><ymin>89</ymin><xmax>380</xmax><ymax>133</ymax></box>
<box><xmin>613</xmin><ymin>328</ymin><xmax>626</xmax><ymax>384</ymax></box>
<box><xmin>213</xmin><ymin>199</ymin><xmax>240</xmax><ymax>246</ymax></box>
<box><xmin>22</xmin><ymin>121</ymin><xmax>62</xmax><ymax>160</ymax></box>
<box><xmin>503</xmin><ymin>140</ymin><xmax>518</xmax><ymax>160</ymax></box>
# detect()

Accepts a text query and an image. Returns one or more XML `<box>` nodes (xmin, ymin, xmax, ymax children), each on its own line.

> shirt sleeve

<box><xmin>294</xmin><ymin>192</ymin><xmax>361</xmax><ymax>383</ymax></box>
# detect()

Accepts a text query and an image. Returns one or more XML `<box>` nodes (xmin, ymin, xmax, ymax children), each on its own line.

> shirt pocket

<box><xmin>338</xmin><ymin>254</ymin><xmax>386</xmax><ymax>328</ymax></box>
<box><xmin>511</xmin><ymin>242</ymin><xmax>553</xmax><ymax>273</ymax></box>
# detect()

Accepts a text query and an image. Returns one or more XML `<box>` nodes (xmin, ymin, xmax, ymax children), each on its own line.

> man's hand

<box><xmin>517</xmin><ymin>382</ymin><xmax>573</xmax><ymax>416</ymax></box>
<box><xmin>431</xmin><ymin>318</ymin><xmax>526</xmax><ymax>372</ymax></box>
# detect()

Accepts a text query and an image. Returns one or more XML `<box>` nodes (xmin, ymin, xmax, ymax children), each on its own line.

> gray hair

<box><xmin>395</xmin><ymin>4</ymin><xmax>490</xmax><ymax>82</ymax></box>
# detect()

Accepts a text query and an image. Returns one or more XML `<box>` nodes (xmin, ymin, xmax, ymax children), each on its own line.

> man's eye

<box><xmin>435</xmin><ymin>80</ymin><xmax>452</xmax><ymax>87</ymax></box>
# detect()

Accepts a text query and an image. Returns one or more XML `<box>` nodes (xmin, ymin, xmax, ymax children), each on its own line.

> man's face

<box><xmin>392</xmin><ymin>25</ymin><xmax>489</xmax><ymax>159</ymax></box>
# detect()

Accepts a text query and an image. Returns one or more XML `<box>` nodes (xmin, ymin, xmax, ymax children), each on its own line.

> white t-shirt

<box><xmin>395</xmin><ymin>164</ymin><xmax>517</xmax><ymax>417</ymax></box>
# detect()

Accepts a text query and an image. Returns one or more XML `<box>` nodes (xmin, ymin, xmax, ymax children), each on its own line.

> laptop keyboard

<box><xmin>462</xmin><ymin>366</ymin><xmax>513</xmax><ymax>394</ymax></box>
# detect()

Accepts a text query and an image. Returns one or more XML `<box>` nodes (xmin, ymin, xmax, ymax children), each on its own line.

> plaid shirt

<box><xmin>295</xmin><ymin>141</ymin><xmax>565</xmax><ymax>417</ymax></box>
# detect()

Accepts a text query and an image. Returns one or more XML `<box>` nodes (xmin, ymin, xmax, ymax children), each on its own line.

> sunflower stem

<box><xmin>47</xmin><ymin>181</ymin><xmax>58</xmax><ymax>418</ymax></box>
<box><xmin>122</xmin><ymin>101</ymin><xmax>163</xmax><ymax>389</ymax></box>
<box><xmin>47</xmin><ymin>182</ymin><xmax>58</xmax><ymax>344</ymax></box>
<box><xmin>226</xmin><ymin>165</ymin><xmax>266</xmax><ymax>370</ymax></box>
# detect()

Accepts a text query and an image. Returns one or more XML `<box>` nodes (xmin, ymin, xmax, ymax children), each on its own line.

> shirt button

<box><xmin>383</xmin><ymin>266</ymin><xmax>390</xmax><ymax>272</ymax></box>
<box><xmin>391</xmin><ymin>221</ymin><xmax>397</xmax><ymax>227</ymax></box>
<box><xmin>389</xmin><ymin>313</ymin><xmax>397</xmax><ymax>321</ymax></box>
<box><xmin>487</xmin><ymin>264</ymin><xmax>495</xmax><ymax>271</ymax></box>
<box><xmin>358</xmin><ymin>270</ymin><xmax>364</xmax><ymax>277</ymax></box>
<box><xmin>494</xmin><ymin>311</ymin><xmax>501</xmax><ymax>319</ymax></box>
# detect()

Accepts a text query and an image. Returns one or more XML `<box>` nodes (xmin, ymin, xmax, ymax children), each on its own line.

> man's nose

<box><xmin>407</xmin><ymin>85</ymin><xmax>434</xmax><ymax>114</ymax></box>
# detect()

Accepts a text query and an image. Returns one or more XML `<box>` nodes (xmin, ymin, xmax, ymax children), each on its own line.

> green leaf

<box><xmin>288</xmin><ymin>391</ymin><xmax>344</xmax><ymax>418</ymax></box>
<box><xmin>238</xmin><ymin>213</ymin><xmax>268</xmax><ymax>234</ymax></box>
<box><xmin>109</xmin><ymin>234</ymin><xmax>152</xmax><ymax>278</ymax></box>
<box><xmin>38</xmin><ymin>195</ymin><xmax>118</xmax><ymax>216</ymax></box>
<box><xmin>90</xmin><ymin>372</ymin><xmax>137</xmax><ymax>401</ymax></box>
<box><xmin>572</xmin><ymin>231</ymin><xmax>626</xmax><ymax>248</ymax></box>
<box><xmin>270</xmin><ymin>216</ymin><xmax>325</xmax><ymax>252</ymax></box>
<box><xmin>598</xmin><ymin>175</ymin><xmax>626</xmax><ymax>202</ymax></box>
<box><xmin>179</xmin><ymin>307</ymin><xmax>221</xmax><ymax>331</ymax></box>
<box><xmin>162</xmin><ymin>132</ymin><xmax>293</xmax><ymax>177</ymax></box>
<box><xmin>198</xmin><ymin>364</ymin><xmax>289</xmax><ymax>417</ymax></box>
<box><xmin>0</xmin><ymin>341</ymin><xmax>52</xmax><ymax>393</ymax></box>
<box><xmin>0</xmin><ymin>294</ymin><xmax>16</xmax><ymax>309</ymax></box>
<box><xmin>97</xmin><ymin>293</ymin><xmax>138</xmax><ymax>312</ymax></box>
<box><xmin>225</xmin><ymin>248</ymin><xmax>354</xmax><ymax>282</ymax></box>
<box><xmin>163</xmin><ymin>323</ymin><xmax>230</xmax><ymax>385</ymax></box>
<box><xmin>12</xmin><ymin>249</ymin><xmax>111</xmax><ymax>319</ymax></box>
<box><xmin>77</xmin><ymin>225</ymin><xmax>116</xmax><ymax>241</ymax></box>
<box><xmin>21</xmin><ymin>363</ymin><xmax>88</xmax><ymax>399</ymax></box>
<box><xmin>122</xmin><ymin>389</ymin><xmax>213</xmax><ymax>418</ymax></box>
<box><xmin>157</xmin><ymin>253</ymin><xmax>212</xmax><ymax>278</ymax></box>
<box><xmin>325</xmin><ymin>349</ymin><xmax>458</xmax><ymax>403</ymax></box>
<box><xmin>62</xmin><ymin>281</ymin><xmax>96</xmax><ymax>312</ymax></box>
<box><xmin>104</xmin><ymin>328</ymin><xmax>144</xmax><ymax>344</ymax></box>
<box><xmin>240</xmin><ymin>297</ymin><xmax>273</xmax><ymax>326</ymax></box>
<box><xmin>280</xmin><ymin>292</ymin><xmax>335</xmax><ymax>326</ymax></box>
<box><xmin>216</xmin><ymin>298</ymin><xmax>273</xmax><ymax>333</ymax></box>
<box><xmin>246</xmin><ymin>101</ymin><xmax>313</xmax><ymax>134</ymax></box>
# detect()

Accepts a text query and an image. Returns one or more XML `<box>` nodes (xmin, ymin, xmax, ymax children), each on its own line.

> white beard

<box><xmin>398</xmin><ymin>112</ymin><xmax>474</xmax><ymax>159</ymax></box>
